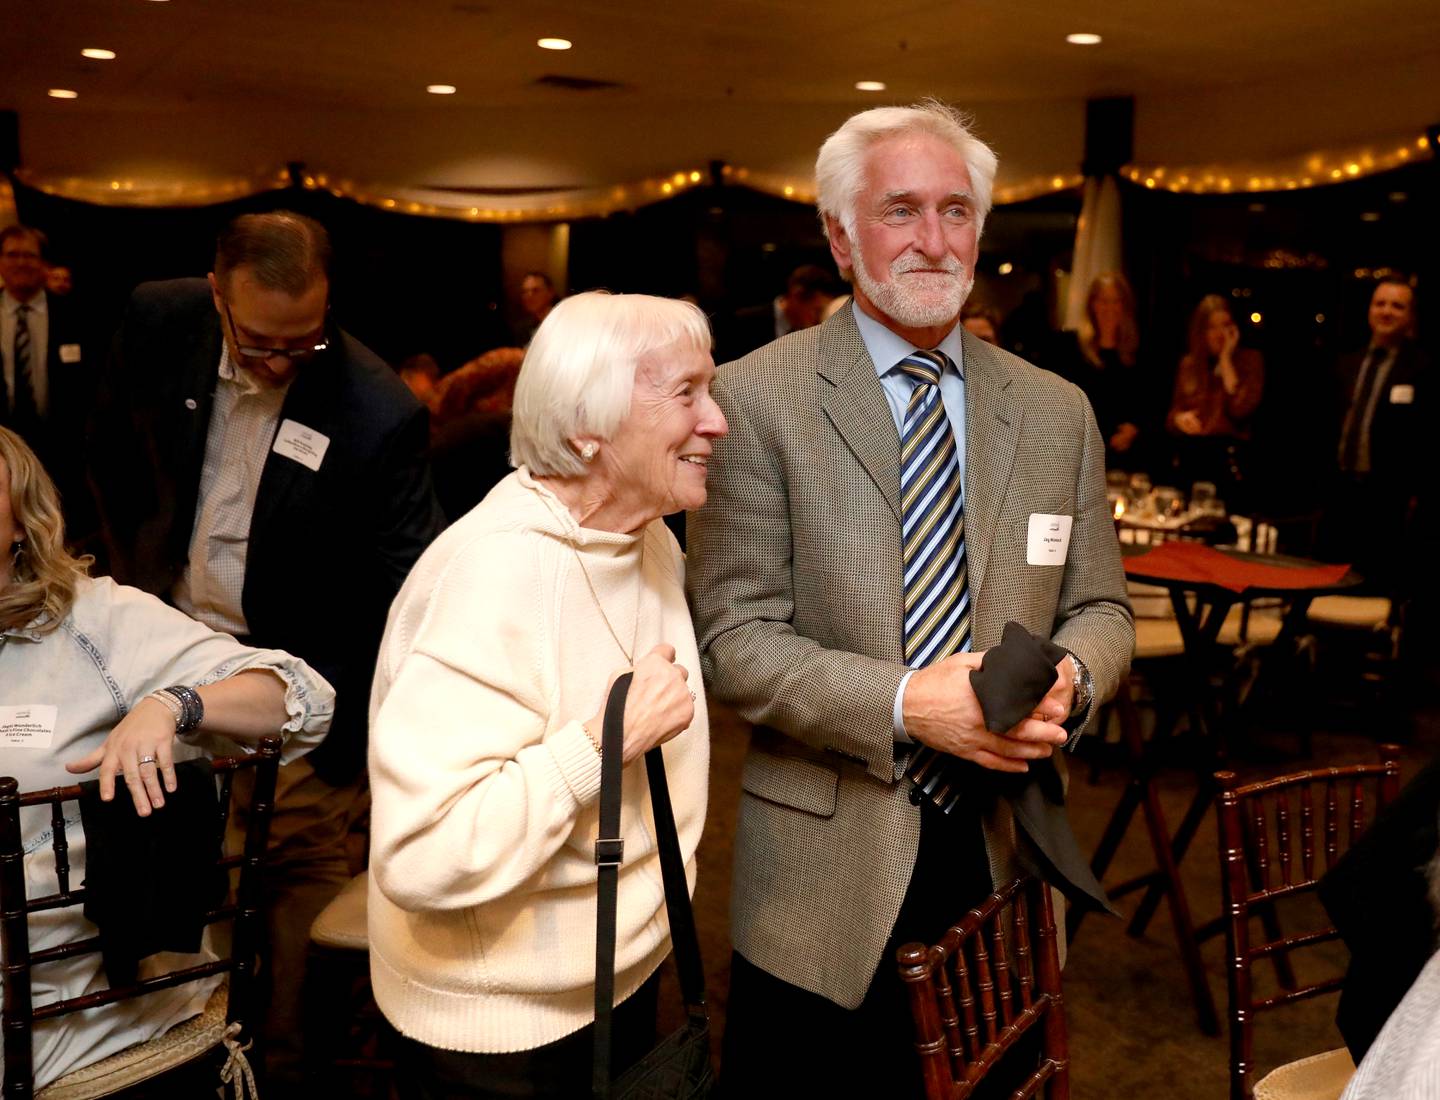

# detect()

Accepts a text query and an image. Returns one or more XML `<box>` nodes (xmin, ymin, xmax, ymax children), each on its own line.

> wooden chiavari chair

<box><xmin>0</xmin><ymin>736</ymin><xmax>282</xmax><ymax>1098</ymax></box>
<box><xmin>897</xmin><ymin>875</ymin><xmax>1069</xmax><ymax>1100</ymax></box>
<box><xmin>1216</xmin><ymin>744</ymin><xmax>1402</xmax><ymax>1100</ymax></box>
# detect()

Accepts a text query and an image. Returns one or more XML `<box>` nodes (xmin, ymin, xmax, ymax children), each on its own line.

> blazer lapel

<box><xmin>166</xmin><ymin>320</ymin><xmax>224</xmax><ymax>562</ymax></box>
<box><xmin>819</xmin><ymin>307</ymin><xmax>902</xmax><ymax>524</ymax></box>
<box><xmin>962</xmin><ymin>331</ymin><xmax>1023</xmax><ymax>602</ymax></box>
<box><xmin>248</xmin><ymin>359</ymin><xmax>332</xmax><ymax>547</ymax></box>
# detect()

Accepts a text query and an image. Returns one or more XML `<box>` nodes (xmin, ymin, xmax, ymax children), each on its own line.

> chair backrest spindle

<box><xmin>897</xmin><ymin>877</ymin><xmax>1070</xmax><ymax>1100</ymax></box>
<box><xmin>1217</xmin><ymin>745</ymin><xmax>1402</xmax><ymax>1100</ymax></box>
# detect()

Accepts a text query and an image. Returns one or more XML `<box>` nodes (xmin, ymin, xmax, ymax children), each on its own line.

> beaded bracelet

<box><xmin>147</xmin><ymin>689</ymin><xmax>183</xmax><ymax>726</ymax></box>
<box><xmin>147</xmin><ymin>685</ymin><xmax>205</xmax><ymax>734</ymax></box>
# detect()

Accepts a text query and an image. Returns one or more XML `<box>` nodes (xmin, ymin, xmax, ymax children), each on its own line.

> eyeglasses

<box><xmin>222</xmin><ymin>298</ymin><xmax>330</xmax><ymax>362</ymax></box>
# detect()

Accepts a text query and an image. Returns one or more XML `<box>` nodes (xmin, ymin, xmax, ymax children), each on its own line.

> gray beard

<box><xmin>850</xmin><ymin>243</ymin><xmax>973</xmax><ymax>331</ymax></box>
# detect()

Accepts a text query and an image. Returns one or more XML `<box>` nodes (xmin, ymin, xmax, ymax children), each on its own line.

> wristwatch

<box><xmin>1066</xmin><ymin>652</ymin><xmax>1094</xmax><ymax>719</ymax></box>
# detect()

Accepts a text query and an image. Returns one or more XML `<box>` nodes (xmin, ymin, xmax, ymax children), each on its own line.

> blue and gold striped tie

<box><xmin>898</xmin><ymin>349</ymin><xmax>971</xmax><ymax>813</ymax></box>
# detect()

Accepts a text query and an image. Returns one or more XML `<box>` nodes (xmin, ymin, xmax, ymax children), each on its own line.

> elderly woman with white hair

<box><xmin>368</xmin><ymin>291</ymin><xmax>726</xmax><ymax>1098</ymax></box>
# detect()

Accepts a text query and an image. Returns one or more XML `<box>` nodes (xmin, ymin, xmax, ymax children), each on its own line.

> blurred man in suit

<box><xmin>0</xmin><ymin>225</ymin><xmax>94</xmax><ymax>526</ymax></box>
<box><xmin>688</xmin><ymin>102</ymin><xmax>1132</xmax><ymax>1096</ymax></box>
<box><xmin>515</xmin><ymin>270</ymin><xmax>559</xmax><ymax>344</ymax></box>
<box><xmin>89</xmin><ymin>211</ymin><xmax>446</xmax><ymax>1093</ymax></box>
<box><xmin>1326</xmin><ymin>276</ymin><xmax>1428</xmax><ymax>594</ymax></box>
<box><xmin>721</xmin><ymin>263</ymin><xmax>839</xmax><ymax>361</ymax></box>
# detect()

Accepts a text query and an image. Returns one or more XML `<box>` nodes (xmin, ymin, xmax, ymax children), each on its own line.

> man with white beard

<box><xmin>687</xmin><ymin>101</ymin><xmax>1132</xmax><ymax>1096</ymax></box>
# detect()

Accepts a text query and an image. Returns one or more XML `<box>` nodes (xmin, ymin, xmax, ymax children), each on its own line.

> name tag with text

<box><xmin>272</xmin><ymin>419</ymin><xmax>331</xmax><ymax>472</ymax></box>
<box><xmin>58</xmin><ymin>344</ymin><xmax>82</xmax><ymax>364</ymax></box>
<box><xmin>1026</xmin><ymin>513</ymin><xmax>1074</xmax><ymax>566</ymax></box>
<box><xmin>0</xmin><ymin>705</ymin><xmax>58</xmax><ymax>749</ymax></box>
<box><xmin>1390</xmin><ymin>384</ymin><xmax>1414</xmax><ymax>405</ymax></box>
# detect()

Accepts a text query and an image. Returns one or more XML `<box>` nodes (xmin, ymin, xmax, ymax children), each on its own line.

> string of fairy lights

<box><xmin>8</xmin><ymin>130</ymin><xmax>1433</xmax><ymax>222</ymax></box>
<box><xmin>1123</xmin><ymin>132</ymin><xmax>1433</xmax><ymax>195</ymax></box>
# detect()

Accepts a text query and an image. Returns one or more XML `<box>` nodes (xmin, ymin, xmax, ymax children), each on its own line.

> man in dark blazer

<box><xmin>718</xmin><ymin>263</ymin><xmax>839</xmax><ymax>363</ymax></box>
<box><xmin>0</xmin><ymin>225</ymin><xmax>96</xmax><ymax>527</ymax></box>
<box><xmin>88</xmin><ymin>211</ymin><xmax>445</xmax><ymax>1092</ymax></box>
<box><xmin>687</xmin><ymin>103</ymin><xmax>1133</xmax><ymax>1096</ymax></box>
<box><xmin>1325</xmin><ymin>276</ymin><xmax>1429</xmax><ymax>594</ymax></box>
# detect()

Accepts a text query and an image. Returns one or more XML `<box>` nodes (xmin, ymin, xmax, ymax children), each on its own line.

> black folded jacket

<box><xmin>969</xmin><ymin>621</ymin><xmax>1115</xmax><ymax>914</ymax></box>
<box><xmin>79</xmin><ymin>758</ymin><xmax>229</xmax><ymax>987</ymax></box>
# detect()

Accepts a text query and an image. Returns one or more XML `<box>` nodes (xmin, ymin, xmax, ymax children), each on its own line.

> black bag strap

<box><xmin>643</xmin><ymin>748</ymin><xmax>707</xmax><ymax>1014</ymax></box>
<box><xmin>592</xmin><ymin>675</ymin><xmax>708</xmax><ymax>1099</ymax></box>
<box><xmin>592</xmin><ymin>672</ymin><xmax>631</xmax><ymax>1097</ymax></box>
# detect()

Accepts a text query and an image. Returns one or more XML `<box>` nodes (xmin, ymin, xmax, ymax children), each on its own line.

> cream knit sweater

<box><xmin>367</xmin><ymin>468</ymin><xmax>709</xmax><ymax>1054</ymax></box>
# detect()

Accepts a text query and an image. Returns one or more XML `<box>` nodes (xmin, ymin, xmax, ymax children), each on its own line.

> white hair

<box><xmin>509</xmin><ymin>291</ymin><xmax>712</xmax><ymax>477</ymax></box>
<box><xmin>815</xmin><ymin>100</ymin><xmax>999</xmax><ymax>245</ymax></box>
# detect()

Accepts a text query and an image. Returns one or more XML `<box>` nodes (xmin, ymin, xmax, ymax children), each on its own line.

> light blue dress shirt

<box><xmin>848</xmin><ymin>304</ymin><xmax>968</xmax><ymax>742</ymax></box>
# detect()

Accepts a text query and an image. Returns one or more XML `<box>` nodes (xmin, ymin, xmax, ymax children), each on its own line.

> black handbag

<box><xmin>592</xmin><ymin>673</ymin><xmax>715</xmax><ymax>1100</ymax></box>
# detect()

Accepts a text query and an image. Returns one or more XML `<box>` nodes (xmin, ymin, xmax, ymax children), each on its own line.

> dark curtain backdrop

<box><xmin>13</xmin><ymin>182</ymin><xmax>508</xmax><ymax>374</ymax></box>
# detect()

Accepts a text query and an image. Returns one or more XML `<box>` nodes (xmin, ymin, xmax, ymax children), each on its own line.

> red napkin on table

<box><xmin>1123</xmin><ymin>541</ymin><xmax>1350</xmax><ymax>594</ymax></box>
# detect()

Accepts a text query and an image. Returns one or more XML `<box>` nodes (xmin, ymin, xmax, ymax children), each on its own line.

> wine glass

<box><xmin>1191</xmin><ymin>481</ymin><xmax>1220</xmax><ymax>516</ymax></box>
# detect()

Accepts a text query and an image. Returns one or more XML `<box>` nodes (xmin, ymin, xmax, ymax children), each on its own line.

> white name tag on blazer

<box><xmin>1027</xmin><ymin>513</ymin><xmax>1074</xmax><ymax>566</ymax></box>
<box><xmin>1390</xmin><ymin>384</ymin><xmax>1415</xmax><ymax>405</ymax></box>
<box><xmin>272</xmin><ymin>419</ymin><xmax>330</xmax><ymax>472</ymax></box>
<box><xmin>0</xmin><ymin>705</ymin><xmax>58</xmax><ymax>749</ymax></box>
<box><xmin>58</xmin><ymin>343</ymin><xmax>82</xmax><ymax>363</ymax></box>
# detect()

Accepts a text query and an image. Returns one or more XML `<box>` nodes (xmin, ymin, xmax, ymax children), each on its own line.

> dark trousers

<box><xmin>720</xmin><ymin>800</ymin><xmax>1030</xmax><ymax>1099</ymax></box>
<box><xmin>394</xmin><ymin>972</ymin><xmax>660</xmax><ymax>1099</ymax></box>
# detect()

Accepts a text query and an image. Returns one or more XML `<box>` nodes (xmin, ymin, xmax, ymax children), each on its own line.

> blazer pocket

<box><xmin>741</xmin><ymin>747</ymin><xmax>840</xmax><ymax>818</ymax></box>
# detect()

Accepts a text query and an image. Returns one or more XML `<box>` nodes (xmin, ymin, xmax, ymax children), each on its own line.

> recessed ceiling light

<box><xmin>537</xmin><ymin>37</ymin><xmax>572</xmax><ymax>50</ymax></box>
<box><xmin>81</xmin><ymin>48</ymin><xmax>117</xmax><ymax>60</ymax></box>
<box><xmin>426</xmin><ymin>84</ymin><xmax>457</xmax><ymax>95</ymax></box>
<box><xmin>48</xmin><ymin>89</ymin><xmax>79</xmax><ymax>99</ymax></box>
<box><xmin>1066</xmin><ymin>32</ymin><xmax>1102</xmax><ymax>45</ymax></box>
<box><xmin>855</xmin><ymin>80</ymin><xmax>887</xmax><ymax>92</ymax></box>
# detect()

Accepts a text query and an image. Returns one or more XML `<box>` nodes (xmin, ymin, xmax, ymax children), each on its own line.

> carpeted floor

<box><xmin>662</xmin><ymin>638</ymin><xmax>1439</xmax><ymax>1099</ymax></box>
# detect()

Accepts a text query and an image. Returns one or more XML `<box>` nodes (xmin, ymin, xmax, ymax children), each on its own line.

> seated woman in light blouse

<box><xmin>0</xmin><ymin>426</ymin><xmax>334</xmax><ymax>1090</ymax></box>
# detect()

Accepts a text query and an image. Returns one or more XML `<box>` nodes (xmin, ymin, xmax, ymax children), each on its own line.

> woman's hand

<box><xmin>586</xmin><ymin>644</ymin><xmax>695</xmax><ymax>765</ymax></box>
<box><xmin>65</xmin><ymin>698</ymin><xmax>178</xmax><ymax>817</ymax></box>
<box><xmin>1109</xmin><ymin>422</ymin><xmax>1139</xmax><ymax>452</ymax></box>
<box><xmin>1222</xmin><ymin>322</ymin><xmax>1241</xmax><ymax>357</ymax></box>
<box><xmin>1174</xmin><ymin>409</ymin><xmax>1205</xmax><ymax>435</ymax></box>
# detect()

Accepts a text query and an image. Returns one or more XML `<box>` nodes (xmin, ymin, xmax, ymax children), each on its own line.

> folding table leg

<box><xmin>1073</xmin><ymin>681</ymin><xmax>1219</xmax><ymax>1034</ymax></box>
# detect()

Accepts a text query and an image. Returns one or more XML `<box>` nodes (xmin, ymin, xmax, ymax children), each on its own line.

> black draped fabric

<box><xmin>78</xmin><ymin>759</ymin><xmax>227</xmax><ymax>986</ymax></box>
<box><xmin>1319</xmin><ymin>754</ymin><xmax>1440</xmax><ymax>1062</ymax></box>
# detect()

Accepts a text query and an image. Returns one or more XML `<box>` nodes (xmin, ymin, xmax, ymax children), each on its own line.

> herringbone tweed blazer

<box><xmin>686</xmin><ymin>302</ymin><xmax>1134</xmax><ymax>1009</ymax></box>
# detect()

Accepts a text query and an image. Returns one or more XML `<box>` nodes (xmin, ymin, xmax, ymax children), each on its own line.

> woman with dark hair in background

<box><xmin>1166</xmin><ymin>294</ymin><xmax>1265</xmax><ymax>497</ymax></box>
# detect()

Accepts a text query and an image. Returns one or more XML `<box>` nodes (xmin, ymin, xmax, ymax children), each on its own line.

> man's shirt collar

<box><xmin>851</xmin><ymin>301</ymin><xmax>965</xmax><ymax>381</ymax></box>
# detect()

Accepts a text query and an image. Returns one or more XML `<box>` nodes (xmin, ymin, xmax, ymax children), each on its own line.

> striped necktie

<box><xmin>897</xmin><ymin>349</ymin><xmax>972</xmax><ymax>813</ymax></box>
<box><xmin>8</xmin><ymin>304</ymin><xmax>40</xmax><ymax>434</ymax></box>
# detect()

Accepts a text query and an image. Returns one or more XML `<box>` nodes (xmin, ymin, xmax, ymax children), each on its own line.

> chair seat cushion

<box><xmin>310</xmin><ymin>869</ymin><xmax>369</xmax><ymax>950</ymax></box>
<box><xmin>1307</xmin><ymin>596</ymin><xmax>1391</xmax><ymax>628</ymax></box>
<box><xmin>1253</xmin><ymin>1046</ymin><xmax>1356</xmax><ymax>1100</ymax></box>
<box><xmin>37</xmin><ymin>982</ymin><xmax>228</xmax><ymax>1100</ymax></box>
<box><xmin>1133</xmin><ymin>618</ymin><xmax>1185</xmax><ymax>659</ymax></box>
<box><xmin>1217</xmin><ymin>604</ymin><xmax>1284</xmax><ymax>646</ymax></box>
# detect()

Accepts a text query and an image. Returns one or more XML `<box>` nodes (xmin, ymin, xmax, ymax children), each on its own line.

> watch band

<box><xmin>1067</xmin><ymin>652</ymin><xmax>1094</xmax><ymax>718</ymax></box>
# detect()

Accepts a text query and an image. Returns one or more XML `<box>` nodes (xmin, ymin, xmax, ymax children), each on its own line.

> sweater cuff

<box><xmin>547</xmin><ymin>721</ymin><xmax>604</xmax><ymax>807</ymax></box>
